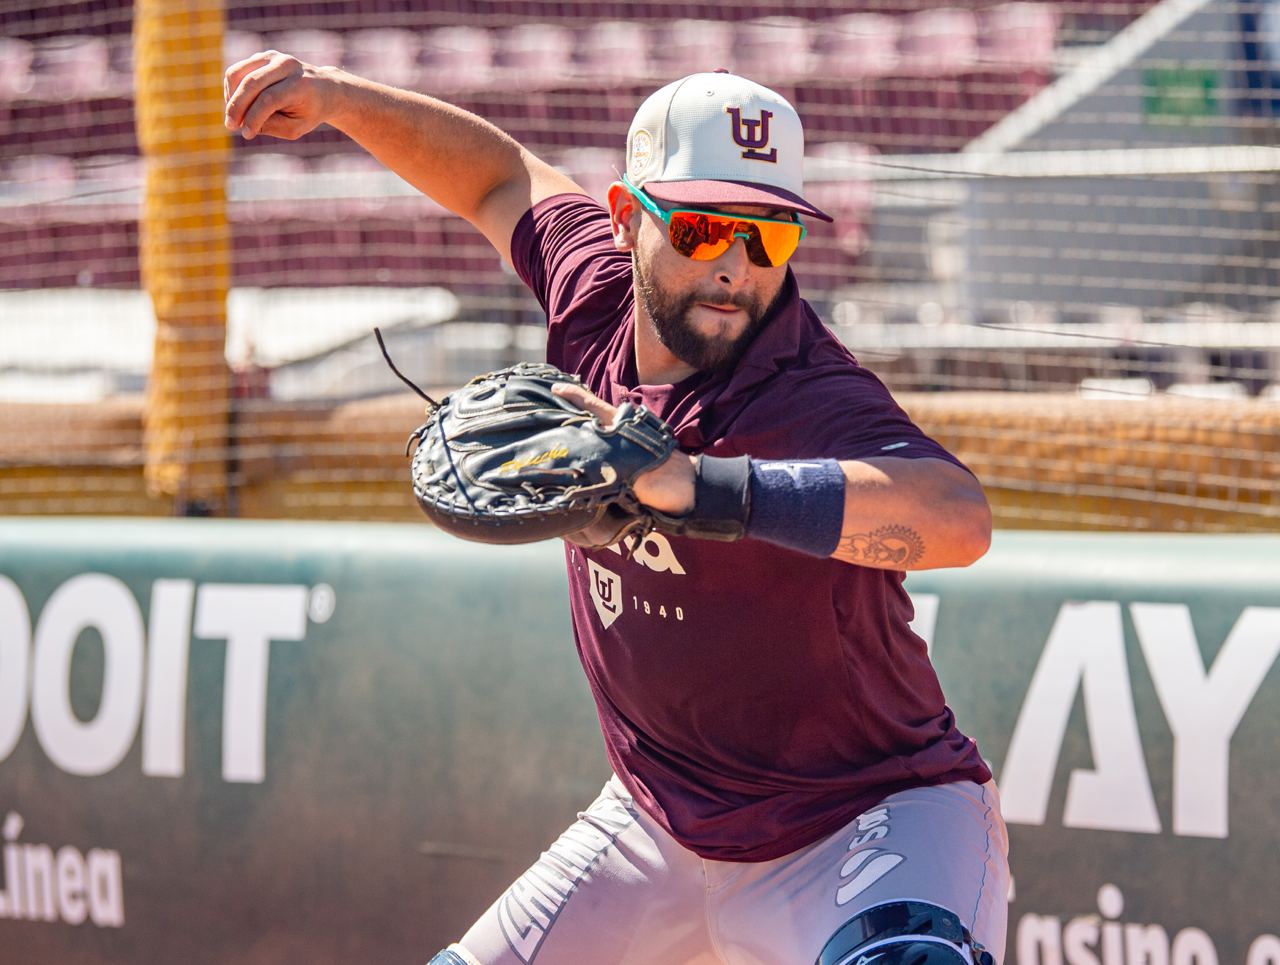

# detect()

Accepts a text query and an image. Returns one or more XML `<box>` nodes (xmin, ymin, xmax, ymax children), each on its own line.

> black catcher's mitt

<box><xmin>406</xmin><ymin>362</ymin><xmax>677</xmax><ymax>548</ymax></box>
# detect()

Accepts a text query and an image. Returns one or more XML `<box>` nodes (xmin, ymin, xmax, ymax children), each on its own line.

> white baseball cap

<box><xmin>625</xmin><ymin>70</ymin><xmax>832</xmax><ymax>222</ymax></box>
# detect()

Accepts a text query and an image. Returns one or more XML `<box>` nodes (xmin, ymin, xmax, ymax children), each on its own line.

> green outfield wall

<box><xmin>0</xmin><ymin>520</ymin><xmax>1276</xmax><ymax>964</ymax></box>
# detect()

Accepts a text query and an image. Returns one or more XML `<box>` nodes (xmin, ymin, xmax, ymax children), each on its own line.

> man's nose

<box><xmin>713</xmin><ymin>236</ymin><xmax>752</xmax><ymax>286</ymax></box>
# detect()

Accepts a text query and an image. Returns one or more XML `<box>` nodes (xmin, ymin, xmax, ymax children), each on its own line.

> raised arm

<box><xmin>222</xmin><ymin>52</ymin><xmax>585</xmax><ymax>265</ymax></box>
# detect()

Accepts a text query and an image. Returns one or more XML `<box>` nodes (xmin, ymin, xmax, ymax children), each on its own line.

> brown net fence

<box><xmin>2</xmin><ymin>0</ymin><xmax>1278</xmax><ymax>529</ymax></box>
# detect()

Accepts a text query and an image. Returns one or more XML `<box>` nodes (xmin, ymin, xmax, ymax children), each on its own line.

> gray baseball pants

<box><xmin>442</xmin><ymin>776</ymin><xmax>1010</xmax><ymax>965</ymax></box>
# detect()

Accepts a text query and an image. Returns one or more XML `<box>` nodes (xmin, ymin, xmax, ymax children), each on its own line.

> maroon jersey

<box><xmin>511</xmin><ymin>194</ymin><xmax>991</xmax><ymax>862</ymax></box>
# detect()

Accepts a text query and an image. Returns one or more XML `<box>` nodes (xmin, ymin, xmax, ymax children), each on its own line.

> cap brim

<box><xmin>642</xmin><ymin>179</ymin><xmax>834</xmax><ymax>223</ymax></box>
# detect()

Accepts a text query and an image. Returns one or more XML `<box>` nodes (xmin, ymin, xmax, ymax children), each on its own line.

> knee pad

<box><xmin>427</xmin><ymin>944</ymin><xmax>482</xmax><ymax>965</ymax></box>
<box><xmin>816</xmin><ymin>901</ymin><xmax>995</xmax><ymax>965</ymax></box>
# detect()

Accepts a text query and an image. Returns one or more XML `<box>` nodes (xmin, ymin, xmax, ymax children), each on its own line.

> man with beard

<box><xmin>225</xmin><ymin>56</ymin><xmax>1009</xmax><ymax>965</ymax></box>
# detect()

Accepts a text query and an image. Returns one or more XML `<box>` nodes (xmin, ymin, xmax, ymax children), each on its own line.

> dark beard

<box><xmin>633</xmin><ymin>251</ymin><xmax>779</xmax><ymax>376</ymax></box>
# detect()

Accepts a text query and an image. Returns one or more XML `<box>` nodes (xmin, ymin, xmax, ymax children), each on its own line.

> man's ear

<box><xmin>607</xmin><ymin>181</ymin><xmax>639</xmax><ymax>252</ymax></box>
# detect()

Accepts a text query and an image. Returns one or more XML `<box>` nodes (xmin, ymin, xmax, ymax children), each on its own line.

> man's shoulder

<box><xmin>512</xmin><ymin>192</ymin><xmax>631</xmax><ymax>332</ymax></box>
<box><xmin>516</xmin><ymin>192</ymin><xmax>613</xmax><ymax>247</ymax></box>
<box><xmin>514</xmin><ymin>193</ymin><xmax>622</xmax><ymax>281</ymax></box>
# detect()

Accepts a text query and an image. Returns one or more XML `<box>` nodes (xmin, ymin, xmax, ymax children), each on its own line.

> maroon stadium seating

<box><xmin>7</xmin><ymin>5</ymin><xmax>1157</xmax><ymax>292</ymax></box>
<box><xmin>417</xmin><ymin>26</ymin><xmax>495</xmax><ymax>95</ymax></box>
<box><xmin>649</xmin><ymin>20</ymin><xmax>736</xmax><ymax>76</ymax></box>
<box><xmin>344</xmin><ymin>28</ymin><xmax>420</xmax><ymax>89</ymax></box>
<box><xmin>0</xmin><ymin>37</ymin><xmax>35</xmax><ymax>101</ymax></box>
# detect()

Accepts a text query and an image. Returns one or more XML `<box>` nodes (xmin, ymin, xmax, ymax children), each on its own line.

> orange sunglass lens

<box><xmin>754</xmin><ymin>221</ymin><xmax>802</xmax><ymax>264</ymax></box>
<box><xmin>669</xmin><ymin>213</ymin><xmax>732</xmax><ymax>259</ymax></box>
<box><xmin>667</xmin><ymin>212</ymin><xmax>800</xmax><ymax>267</ymax></box>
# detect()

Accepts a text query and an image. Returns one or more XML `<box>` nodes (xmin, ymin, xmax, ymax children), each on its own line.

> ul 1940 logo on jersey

<box><xmin>588</xmin><ymin>560</ymin><xmax>623</xmax><ymax>630</ymax></box>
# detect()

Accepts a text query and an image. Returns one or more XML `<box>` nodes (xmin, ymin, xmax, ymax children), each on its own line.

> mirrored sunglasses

<box><xmin>623</xmin><ymin>176</ymin><xmax>806</xmax><ymax>268</ymax></box>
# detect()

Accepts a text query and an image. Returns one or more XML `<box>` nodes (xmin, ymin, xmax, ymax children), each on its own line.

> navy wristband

<box><xmin>746</xmin><ymin>459</ymin><xmax>846</xmax><ymax>558</ymax></box>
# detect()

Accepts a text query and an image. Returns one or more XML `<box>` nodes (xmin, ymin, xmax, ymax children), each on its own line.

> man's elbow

<box><xmin>946</xmin><ymin>487</ymin><xmax>992</xmax><ymax>566</ymax></box>
<box><xmin>920</xmin><ymin>467</ymin><xmax>990</xmax><ymax>568</ymax></box>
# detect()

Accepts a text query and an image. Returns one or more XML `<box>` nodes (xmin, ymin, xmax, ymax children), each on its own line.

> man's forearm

<box><xmin>637</xmin><ymin>452</ymin><xmax>990</xmax><ymax>572</ymax></box>
<box><xmin>831</xmin><ymin>458</ymin><xmax>991</xmax><ymax>570</ymax></box>
<box><xmin>223</xmin><ymin>51</ymin><xmax>557</xmax><ymax>243</ymax></box>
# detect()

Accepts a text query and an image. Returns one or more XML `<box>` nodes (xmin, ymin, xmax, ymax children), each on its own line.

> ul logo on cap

<box><xmin>726</xmin><ymin>107</ymin><xmax>777</xmax><ymax>163</ymax></box>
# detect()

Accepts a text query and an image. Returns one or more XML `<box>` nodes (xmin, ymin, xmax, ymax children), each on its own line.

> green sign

<box><xmin>1144</xmin><ymin>67</ymin><xmax>1219</xmax><ymax>122</ymax></box>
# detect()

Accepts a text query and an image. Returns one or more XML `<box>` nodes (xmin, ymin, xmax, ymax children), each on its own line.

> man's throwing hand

<box><xmin>223</xmin><ymin>50</ymin><xmax>334</xmax><ymax>141</ymax></box>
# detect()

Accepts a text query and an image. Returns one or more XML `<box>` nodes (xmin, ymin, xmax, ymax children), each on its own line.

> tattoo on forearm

<box><xmin>839</xmin><ymin>525</ymin><xmax>925</xmax><ymax>568</ymax></box>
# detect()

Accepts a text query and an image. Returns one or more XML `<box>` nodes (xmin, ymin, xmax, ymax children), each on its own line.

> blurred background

<box><xmin>2</xmin><ymin>0</ymin><xmax>1278</xmax><ymax>531</ymax></box>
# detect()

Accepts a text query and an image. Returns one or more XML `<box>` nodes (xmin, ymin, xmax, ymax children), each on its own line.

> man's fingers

<box><xmin>552</xmin><ymin>383</ymin><xmax>616</xmax><ymax>424</ymax></box>
<box><xmin>223</xmin><ymin>54</ymin><xmax>299</xmax><ymax>131</ymax></box>
<box><xmin>257</xmin><ymin>112</ymin><xmax>313</xmax><ymax>141</ymax></box>
<box><xmin>223</xmin><ymin>52</ymin><xmax>272</xmax><ymax>97</ymax></box>
<box><xmin>238</xmin><ymin>87</ymin><xmax>292</xmax><ymax>139</ymax></box>
<box><xmin>551</xmin><ymin>382</ymin><xmax>596</xmax><ymax>408</ymax></box>
<box><xmin>224</xmin><ymin>61</ymin><xmax>284</xmax><ymax>131</ymax></box>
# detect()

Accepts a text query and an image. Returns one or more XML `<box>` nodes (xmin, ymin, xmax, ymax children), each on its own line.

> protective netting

<box><xmin>2</xmin><ymin>0</ymin><xmax>1277</xmax><ymax>528</ymax></box>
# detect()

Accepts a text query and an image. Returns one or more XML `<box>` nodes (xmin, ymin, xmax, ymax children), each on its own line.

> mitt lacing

<box><xmin>374</xmin><ymin>327</ymin><xmax>482</xmax><ymax>515</ymax></box>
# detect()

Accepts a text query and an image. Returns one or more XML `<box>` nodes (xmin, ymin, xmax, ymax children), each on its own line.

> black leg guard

<box><xmin>816</xmin><ymin>901</ymin><xmax>995</xmax><ymax>965</ymax></box>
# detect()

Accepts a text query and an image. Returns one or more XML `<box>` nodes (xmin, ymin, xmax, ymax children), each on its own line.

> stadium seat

<box><xmin>308</xmin><ymin>153</ymin><xmax>449</xmax><ymax>216</ymax></box>
<box><xmin>979</xmin><ymin>2</ymin><xmax>1060</xmax><ymax>71</ymax></box>
<box><xmin>233</xmin><ymin>153</ymin><xmax>309</xmax><ymax>209</ymax></box>
<box><xmin>897</xmin><ymin>8</ymin><xmax>979</xmax><ymax>76</ymax></box>
<box><xmin>493</xmin><ymin>23</ymin><xmax>575</xmax><ymax>91</ymax></box>
<box><xmin>224</xmin><ymin>30</ymin><xmax>266</xmax><ymax>70</ymax></box>
<box><xmin>1078</xmin><ymin>378</ymin><xmax>1154</xmax><ymax>399</ymax></box>
<box><xmin>1166</xmin><ymin>382</ymin><xmax>1248</xmax><ymax>399</ymax></box>
<box><xmin>812</xmin><ymin>13</ymin><xmax>900</xmax><ymax>80</ymax></box>
<box><xmin>106</xmin><ymin>35</ymin><xmax>132</xmax><ymax>91</ymax></box>
<box><xmin>310</xmin><ymin>153</ymin><xmax>388</xmax><ymax>175</ymax></box>
<box><xmin>804</xmin><ymin>141</ymin><xmax>877</xmax><ymax>257</ymax></box>
<box><xmin>0</xmin><ymin>37</ymin><xmax>33</xmax><ymax>101</ymax></box>
<box><xmin>30</xmin><ymin>35</ymin><xmax>110</xmax><ymax>99</ymax></box>
<box><xmin>649</xmin><ymin>19</ymin><xmax>735</xmax><ymax>78</ymax></box>
<box><xmin>344</xmin><ymin>28</ymin><xmax>420</xmax><ymax>89</ymax></box>
<box><xmin>573</xmin><ymin>20</ymin><xmax>651</xmax><ymax>84</ymax></box>
<box><xmin>75</xmin><ymin>154</ymin><xmax>143</xmax><ymax>195</ymax></box>
<box><xmin>236</xmin><ymin>152</ymin><xmax>308</xmax><ymax>178</ymax></box>
<box><xmin>417</xmin><ymin>26</ymin><xmax>494</xmax><ymax>95</ymax></box>
<box><xmin>733</xmin><ymin>17</ymin><xmax>814</xmax><ymax>85</ymax></box>
<box><xmin>4</xmin><ymin>155</ymin><xmax>76</xmax><ymax>203</ymax></box>
<box><xmin>556</xmin><ymin>147</ymin><xmax>619</xmax><ymax>206</ymax></box>
<box><xmin>888</xmin><ymin>7</ymin><xmax>981</xmax><ymax>148</ymax></box>
<box><xmin>263</xmin><ymin>29</ymin><xmax>344</xmax><ymax>70</ymax></box>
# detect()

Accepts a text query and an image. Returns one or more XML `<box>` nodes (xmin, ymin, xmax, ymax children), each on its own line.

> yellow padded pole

<box><xmin>135</xmin><ymin>0</ymin><xmax>230</xmax><ymax>513</ymax></box>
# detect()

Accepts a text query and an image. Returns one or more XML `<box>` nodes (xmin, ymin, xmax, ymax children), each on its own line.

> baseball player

<box><xmin>225</xmin><ymin>52</ymin><xmax>1009</xmax><ymax>965</ymax></box>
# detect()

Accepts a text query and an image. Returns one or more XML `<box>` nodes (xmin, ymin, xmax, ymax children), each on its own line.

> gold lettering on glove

<box><xmin>500</xmin><ymin>446</ymin><xmax>570</xmax><ymax>474</ymax></box>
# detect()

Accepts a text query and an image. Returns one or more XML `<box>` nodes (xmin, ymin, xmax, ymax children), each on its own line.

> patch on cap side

<box><xmin>629</xmin><ymin>129</ymin><xmax>653</xmax><ymax>179</ymax></box>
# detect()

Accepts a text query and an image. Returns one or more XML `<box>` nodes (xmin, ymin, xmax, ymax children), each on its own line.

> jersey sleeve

<box><xmin>754</xmin><ymin>363</ymin><xmax>972</xmax><ymax>473</ymax></box>
<box><xmin>509</xmin><ymin>193</ymin><xmax>631</xmax><ymax>340</ymax></box>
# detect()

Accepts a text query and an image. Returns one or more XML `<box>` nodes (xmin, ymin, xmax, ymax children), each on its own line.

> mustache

<box><xmin>693</xmin><ymin>294</ymin><xmax>753</xmax><ymax>311</ymax></box>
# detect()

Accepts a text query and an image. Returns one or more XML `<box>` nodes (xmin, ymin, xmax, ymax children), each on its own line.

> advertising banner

<box><xmin>0</xmin><ymin>521</ymin><xmax>1276</xmax><ymax>964</ymax></box>
<box><xmin>910</xmin><ymin>535</ymin><xmax>1280</xmax><ymax>965</ymax></box>
<box><xmin>0</xmin><ymin>520</ymin><xmax>605</xmax><ymax>964</ymax></box>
